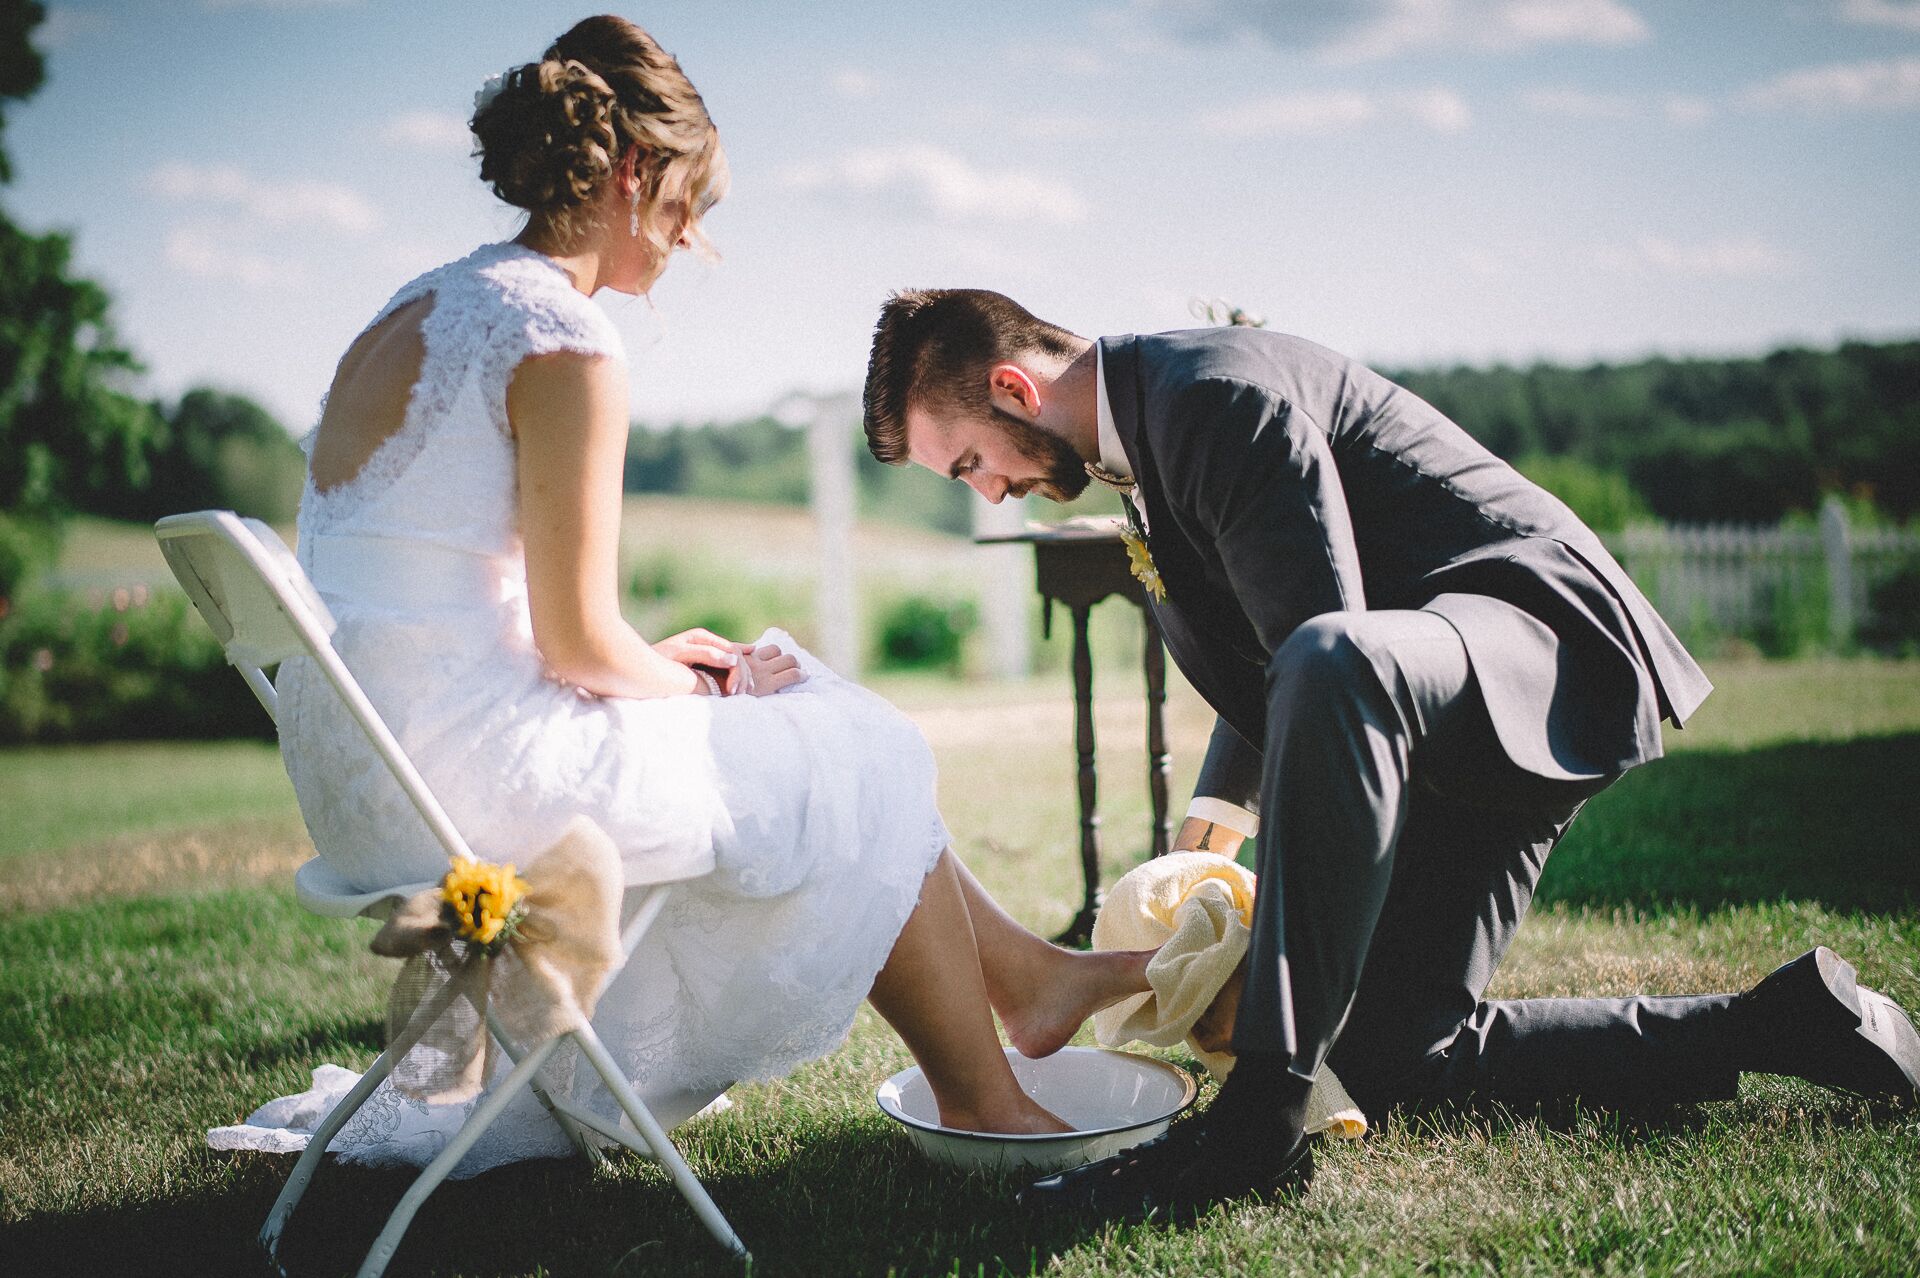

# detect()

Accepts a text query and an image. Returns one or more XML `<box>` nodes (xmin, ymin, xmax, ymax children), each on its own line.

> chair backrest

<box><xmin>154</xmin><ymin>510</ymin><xmax>477</xmax><ymax>866</ymax></box>
<box><xmin>156</xmin><ymin>511</ymin><xmax>334</xmax><ymax>677</ymax></box>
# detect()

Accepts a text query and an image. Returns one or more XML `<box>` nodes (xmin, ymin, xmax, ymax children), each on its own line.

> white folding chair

<box><xmin>154</xmin><ymin>510</ymin><xmax>750</xmax><ymax>1276</ymax></box>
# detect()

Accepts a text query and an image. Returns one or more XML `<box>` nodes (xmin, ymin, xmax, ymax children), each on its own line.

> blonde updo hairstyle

<box><xmin>470</xmin><ymin>15</ymin><xmax>726</xmax><ymax>260</ymax></box>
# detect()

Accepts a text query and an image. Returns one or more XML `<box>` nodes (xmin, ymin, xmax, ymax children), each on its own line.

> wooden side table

<box><xmin>977</xmin><ymin>521</ymin><xmax>1172</xmax><ymax>946</ymax></box>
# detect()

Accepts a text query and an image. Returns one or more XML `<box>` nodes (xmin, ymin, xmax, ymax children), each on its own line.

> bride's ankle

<box><xmin>1085</xmin><ymin>947</ymin><xmax>1154</xmax><ymax>1005</ymax></box>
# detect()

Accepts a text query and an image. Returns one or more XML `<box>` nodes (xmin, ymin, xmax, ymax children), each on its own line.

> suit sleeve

<box><xmin>1190</xmin><ymin>716</ymin><xmax>1262</xmax><ymax>836</ymax></box>
<box><xmin>1170</xmin><ymin>376</ymin><xmax>1366</xmax><ymax>656</ymax></box>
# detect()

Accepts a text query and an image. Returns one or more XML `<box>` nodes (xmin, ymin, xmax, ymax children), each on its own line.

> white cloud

<box><xmin>1521</xmin><ymin>86</ymin><xmax>1638</xmax><ymax>118</ymax></box>
<box><xmin>1053</xmin><ymin>47</ymin><xmax>1113</xmax><ymax>76</ymax></box>
<box><xmin>1004</xmin><ymin>43</ymin><xmax>1114</xmax><ymax>77</ymax></box>
<box><xmin>1197</xmin><ymin>87</ymin><xmax>1470</xmax><ymax>137</ymax></box>
<box><xmin>1839</xmin><ymin>0</ymin><xmax>1920</xmax><ymax>33</ymax></box>
<box><xmin>1520</xmin><ymin>86</ymin><xmax>1715</xmax><ymax>124</ymax></box>
<box><xmin>164</xmin><ymin>225</ymin><xmax>304</xmax><ymax>287</ymax></box>
<box><xmin>1663</xmin><ymin>95</ymin><xmax>1715</xmax><ymax>125</ymax></box>
<box><xmin>830</xmin><ymin>69</ymin><xmax>881</xmax><ymax>99</ymax></box>
<box><xmin>1741</xmin><ymin>56</ymin><xmax>1920</xmax><ymax>111</ymax></box>
<box><xmin>1199</xmin><ymin>90</ymin><xmax>1378</xmax><ymax>136</ymax></box>
<box><xmin>779</xmin><ymin>144</ymin><xmax>1088</xmax><ymax>226</ymax></box>
<box><xmin>1010</xmin><ymin>111</ymin><xmax>1112</xmax><ymax>143</ymax></box>
<box><xmin>148</xmin><ymin>163</ymin><xmax>380</xmax><ymax>233</ymax></box>
<box><xmin>1456</xmin><ymin>246</ymin><xmax>1526</xmax><ymax>277</ymax></box>
<box><xmin>1598</xmin><ymin>234</ymin><xmax>1796</xmax><ymax>279</ymax></box>
<box><xmin>1144</xmin><ymin>0</ymin><xmax>1649</xmax><ymax>62</ymax></box>
<box><xmin>1401</xmin><ymin>87</ymin><xmax>1474</xmax><ymax>131</ymax></box>
<box><xmin>380</xmin><ymin>110</ymin><xmax>472</xmax><ymax>151</ymax></box>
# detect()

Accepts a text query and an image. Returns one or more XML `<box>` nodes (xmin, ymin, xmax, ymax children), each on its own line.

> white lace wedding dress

<box><xmin>207</xmin><ymin>242</ymin><xmax>949</xmax><ymax>1174</ymax></box>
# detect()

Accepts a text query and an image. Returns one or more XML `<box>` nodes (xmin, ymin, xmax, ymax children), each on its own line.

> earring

<box><xmin>629</xmin><ymin>186</ymin><xmax>641</xmax><ymax>238</ymax></box>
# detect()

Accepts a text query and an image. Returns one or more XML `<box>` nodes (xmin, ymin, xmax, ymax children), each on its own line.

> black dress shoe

<box><xmin>1736</xmin><ymin>946</ymin><xmax>1920</xmax><ymax>1101</ymax></box>
<box><xmin>1017</xmin><ymin>1118</ymin><xmax>1315</xmax><ymax>1225</ymax></box>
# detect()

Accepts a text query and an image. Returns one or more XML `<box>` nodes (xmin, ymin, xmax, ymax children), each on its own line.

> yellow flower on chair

<box><xmin>441</xmin><ymin>856</ymin><xmax>531</xmax><ymax>953</ymax></box>
<box><xmin>1120</xmin><ymin>526</ymin><xmax>1166</xmax><ymax>602</ymax></box>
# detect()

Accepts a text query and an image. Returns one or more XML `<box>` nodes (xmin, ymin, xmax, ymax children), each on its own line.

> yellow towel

<box><xmin>1091</xmin><ymin>852</ymin><xmax>1367</xmax><ymax>1139</ymax></box>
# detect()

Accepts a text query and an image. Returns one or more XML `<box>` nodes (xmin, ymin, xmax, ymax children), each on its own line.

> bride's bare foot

<box><xmin>997</xmin><ymin>947</ymin><xmax>1155</xmax><ymax>1060</ymax></box>
<box><xmin>940</xmin><ymin>1093</ymin><xmax>1074</xmax><ymax>1135</ymax></box>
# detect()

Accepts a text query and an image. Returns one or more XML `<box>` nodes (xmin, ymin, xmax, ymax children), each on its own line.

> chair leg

<box><xmin>258</xmin><ymin>977</ymin><xmax>464</xmax><ymax>1259</ymax></box>
<box><xmin>485</xmin><ymin>1007</ymin><xmax>607</xmax><ymax>1167</ymax></box>
<box><xmin>257</xmin><ymin>1045</ymin><xmax>398</xmax><ymax>1258</ymax></box>
<box><xmin>574</xmin><ymin>1026</ymin><xmax>751</xmax><ymax>1262</ymax></box>
<box><xmin>353</xmin><ymin>1037</ymin><xmax>564</xmax><ymax>1278</ymax></box>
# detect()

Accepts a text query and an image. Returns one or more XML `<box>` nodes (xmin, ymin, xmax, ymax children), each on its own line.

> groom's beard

<box><xmin>993</xmin><ymin>408</ymin><xmax>1091</xmax><ymax>503</ymax></box>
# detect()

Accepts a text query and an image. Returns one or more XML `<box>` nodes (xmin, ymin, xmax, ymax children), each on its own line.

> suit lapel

<box><xmin>1098</xmin><ymin>334</ymin><xmax>1270</xmax><ymax>748</ymax></box>
<box><xmin>1099</xmin><ymin>335</ymin><xmax>1187</xmax><ymax>602</ymax></box>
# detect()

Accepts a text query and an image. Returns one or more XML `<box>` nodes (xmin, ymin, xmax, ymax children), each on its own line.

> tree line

<box><xmin>1388</xmin><ymin>342</ymin><xmax>1920</xmax><ymax>526</ymax></box>
<box><xmin>620</xmin><ymin>340</ymin><xmax>1920</xmax><ymax>537</ymax></box>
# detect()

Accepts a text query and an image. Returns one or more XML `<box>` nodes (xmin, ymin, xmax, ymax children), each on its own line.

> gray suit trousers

<box><xmin>1233</xmin><ymin>609</ymin><xmax>1740</xmax><ymax>1113</ymax></box>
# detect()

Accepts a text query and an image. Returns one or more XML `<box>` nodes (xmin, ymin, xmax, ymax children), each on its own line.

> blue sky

<box><xmin>11</xmin><ymin>0</ymin><xmax>1920</xmax><ymax>431</ymax></box>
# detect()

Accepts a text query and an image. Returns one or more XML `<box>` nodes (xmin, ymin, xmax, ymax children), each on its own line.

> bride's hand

<box><xmin>739</xmin><ymin>643</ymin><xmax>805</xmax><ymax>696</ymax></box>
<box><xmin>654</xmin><ymin>628</ymin><xmax>745</xmax><ymax>674</ymax></box>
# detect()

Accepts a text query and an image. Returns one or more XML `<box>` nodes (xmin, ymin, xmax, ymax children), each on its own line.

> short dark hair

<box><xmin>862</xmin><ymin>288</ymin><xmax>1082</xmax><ymax>464</ymax></box>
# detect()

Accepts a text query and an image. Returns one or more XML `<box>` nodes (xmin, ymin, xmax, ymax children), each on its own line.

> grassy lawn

<box><xmin>1</xmin><ymin>660</ymin><xmax>1917</xmax><ymax>1276</ymax></box>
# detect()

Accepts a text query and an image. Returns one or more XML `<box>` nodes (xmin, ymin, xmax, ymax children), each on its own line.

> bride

<box><xmin>213</xmin><ymin>14</ymin><xmax>1152</xmax><ymax>1172</ymax></box>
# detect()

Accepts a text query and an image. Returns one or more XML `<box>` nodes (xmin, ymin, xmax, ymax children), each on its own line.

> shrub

<box><xmin>1860</xmin><ymin>562</ymin><xmax>1920</xmax><ymax>656</ymax></box>
<box><xmin>622</xmin><ymin>553</ymin><xmax>813</xmax><ymax>652</ymax></box>
<box><xmin>0</xmin><ymin>585</ymin><xmax>272</xmax><ymax>744</ymax></box>
<box><xmin>1752</xmin><ymin>570</ymin><xmax>1830</xmax><ymax>660</ymax></box>
<box><xmin>626</xmin><ymin>554</ymin><xmax>678</xmax><ymax>603</ymax></box>
<box><xmin>1513</xmin><ymin>455</ymin><xmax>1650</xmax><ymax>534</ymax></box>
<box><xmin>876</xmin><ymin>594</ymin><xmax>977</xmax><ymax>673</ymax></box>
<box><xmin>0</xmin><ymin>511</ymin><xmax>62</xmax><ymax>600</ymax></box>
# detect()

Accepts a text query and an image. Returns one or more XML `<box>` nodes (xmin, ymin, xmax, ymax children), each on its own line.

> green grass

<box><xmin>0</xmin><ymin>740</ymin><xmax>295</xmax><ymax>861</ymax></box>
<box><xmin>2</xmin><ymin>661</ymin><xmax>1918</xmax><ymax>1276</ymax></box>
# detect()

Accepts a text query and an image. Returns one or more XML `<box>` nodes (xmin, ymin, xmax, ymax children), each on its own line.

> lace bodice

<box><xmin>297</xmin><ymin>242</ymin><xmax>625</xmax><ymax>559</ymax></box>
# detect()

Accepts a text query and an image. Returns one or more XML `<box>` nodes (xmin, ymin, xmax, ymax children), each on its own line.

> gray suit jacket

<box><xmin>1101</xmin><ymin>329</ymin><xmax>1712</xmax><ymax>813</ymax></box>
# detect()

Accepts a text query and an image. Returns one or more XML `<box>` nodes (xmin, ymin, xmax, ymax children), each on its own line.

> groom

<box><xmin>861</xmin><ymin>289</ymin><xmax>1920</xmax><ymax>1221</ymax></box>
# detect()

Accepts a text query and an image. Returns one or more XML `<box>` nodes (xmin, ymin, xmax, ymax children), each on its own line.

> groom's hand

<box><xmin>1174</xmin><ymin>817</ymin><xmax>1245</xmax><ymax>859</ymax></box>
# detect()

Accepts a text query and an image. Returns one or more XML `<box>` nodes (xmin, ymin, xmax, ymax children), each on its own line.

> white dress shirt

<box><xmin>1095</xmin><ymin>346</ymin><xmax>1261</xmax><ymax>840</ymax></box>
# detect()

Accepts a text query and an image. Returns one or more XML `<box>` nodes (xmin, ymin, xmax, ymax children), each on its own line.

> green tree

<box><xmin>136</xmin><ymin>388</ymin><xmax>303</xmax><ymax>523</ymax></box>
<box><xmin>0</xmin><ymin>1</ymin><xmax>164</xmax><ymax>537</ymax></box>
<box><xmin>0</xmin><ymin>1</ymin><xmax>45</xmax><ymax>184</ymax></box>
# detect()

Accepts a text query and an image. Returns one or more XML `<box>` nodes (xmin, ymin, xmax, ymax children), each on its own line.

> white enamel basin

<box><xmin>876</xmin><ymin>1046</ymin><xmax>1197</xmax><ymax>1173</ymax></box>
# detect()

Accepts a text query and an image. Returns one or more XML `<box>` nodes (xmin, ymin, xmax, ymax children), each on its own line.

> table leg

<box><xmin>1143</xmin><ymin>607</ymin><xmax>1172</xmax><ymax>858</ymax></box>
<box><xmin>1056</xmin><ymin>603</ymin><xmax>1102</xmax><ymax>948</ymax></box>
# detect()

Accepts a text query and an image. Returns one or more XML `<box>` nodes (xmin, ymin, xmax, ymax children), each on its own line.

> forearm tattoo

<box><xmin>1196</xmin><ymin>823</ymin><xmax>1214</xmax><ymax>851</ymax></box>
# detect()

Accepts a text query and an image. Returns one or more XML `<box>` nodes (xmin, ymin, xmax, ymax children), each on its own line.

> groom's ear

<box><xmin>987</xmin><ymin>363</ymin><xmax>1041</xmax><ymax>421</ymax></box>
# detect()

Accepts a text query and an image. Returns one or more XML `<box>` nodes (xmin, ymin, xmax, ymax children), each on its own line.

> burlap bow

<box><xmin>369</xmin><ymin>816</ymin><xmax>625</xmax><ymax>1104</ymax></box>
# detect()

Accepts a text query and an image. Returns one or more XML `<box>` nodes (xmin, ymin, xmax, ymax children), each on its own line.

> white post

<box><xmin>1820</xmin><ymin>495</ymin><xmax>1854</xmax><ymax>652</ymax></box>
<box><xmin>794</xmin><ymin>393</ymin><xmax>861</xmax><ymax>679</ymax></box>
<box><xmin>972</xmin><ymin>493</ymin><xmax>1032</xmax><ymax>681</ymax></box>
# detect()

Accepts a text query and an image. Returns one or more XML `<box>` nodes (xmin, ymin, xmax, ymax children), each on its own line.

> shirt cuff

<box><xmin>1186</xmin><ymin>797</ymin><xmax>1260</xmax><ymax>839</ymax></box>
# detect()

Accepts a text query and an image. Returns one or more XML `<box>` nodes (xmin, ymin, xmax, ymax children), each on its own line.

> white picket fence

<box><xmin>1607</xmin><ymin>499</ymin><xmax>1920</xmax><ymax>648</ymax></box>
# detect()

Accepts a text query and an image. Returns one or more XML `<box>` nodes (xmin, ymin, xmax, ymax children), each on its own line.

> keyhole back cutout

<box><xmin>308</xmin><ymin>293</ymin><xmax>437</xmax><ymax>495</ymax></box>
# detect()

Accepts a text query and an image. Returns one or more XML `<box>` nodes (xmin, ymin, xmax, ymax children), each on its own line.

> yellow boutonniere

<box><xmin>441</xmin><ymin>855</ymin><xmax>532</xmax><ymax>954</ymax></box>
<box><xmin>1120</xmin><ymin>525</ymin><xmax>1166</xmax><ymax>602</ymax></box>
